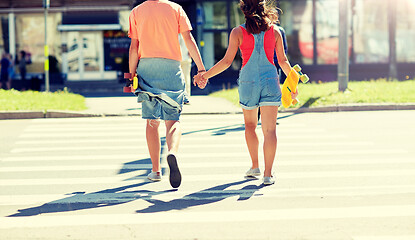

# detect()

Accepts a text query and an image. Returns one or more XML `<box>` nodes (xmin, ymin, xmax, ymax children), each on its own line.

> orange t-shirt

<box><xmin>128</xmin><ymin>0</ymin><xmax>193</xmax><ymax>62</ymax></box>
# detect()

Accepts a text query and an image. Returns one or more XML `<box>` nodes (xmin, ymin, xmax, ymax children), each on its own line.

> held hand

<box><xmin>193</xmin><ymin>73</ymin><xmax>201</xmax><ymax>86</ymax></box>
<box><xmin>193</xmin><ymin>73</ymin><xmax>208</xmax><ymax>89</ymax></box>
<box><xmin>198</xmin><ymin>73</ymin><xmax>208</xmax><ymax>89</ymax></box>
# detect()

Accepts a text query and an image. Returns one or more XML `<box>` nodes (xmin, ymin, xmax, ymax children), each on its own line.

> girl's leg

<box><xmin>259</xmin><ymin>106</ymin><xmax>278</xmax><ymax>177</ymax></box>
<box><xmin>146</xmin><ymin>119</ymin><xmax>161</xmax><ymax>172</ymax></box>
<box><xmin>243</xmin><ymin>108</ymin><xmax>260</xmax><ymax>169</ymax></box>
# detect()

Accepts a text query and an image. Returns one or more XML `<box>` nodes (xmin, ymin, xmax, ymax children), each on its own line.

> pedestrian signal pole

<box><xmin>43</xmin><ymin>0</ymin><xmax>50</xmax><ymax>92</ymax></box>
<box><xmin>338</xmin><ymin>0</ymin><xmax>349</xmax><ymax>92</ymax></box>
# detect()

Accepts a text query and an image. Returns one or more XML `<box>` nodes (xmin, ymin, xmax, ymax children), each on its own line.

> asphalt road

<box><xmin>1</xmin><ymin>111</ymin><xmax>414</xmax><ymax>240</ymax></box>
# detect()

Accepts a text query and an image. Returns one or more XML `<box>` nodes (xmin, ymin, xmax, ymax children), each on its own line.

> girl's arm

<box><xmin>202</xmin><ymin>27</ymin><xmax>241</xmax><ymax>80</ymax></box>
<box><xmin>181</xmin><ymin>31</ymin><xmax>205</xmax><ymax>72</ymax></box>
<box><xmin>274</xmin><ymin>27</ymin><xmax>292</xmax><ymax>77</ymax></box>
<box><xmin>129</xmin><ymin>38</ymin><xmax>140</xmax><ymax>75</ymax></box>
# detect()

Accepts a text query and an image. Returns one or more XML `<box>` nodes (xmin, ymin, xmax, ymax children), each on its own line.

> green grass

<box><xmin>210</xmin><ymin>79</ymin><xmax>415</xmax><ymax>108</ymax></box>
<box><xmin>0</xmin><ymin>89</ymin><xmax>87</xmax><ymax>111</ymax></box>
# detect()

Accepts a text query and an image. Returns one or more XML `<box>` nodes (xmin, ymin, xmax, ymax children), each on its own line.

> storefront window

<box><xmin>396</xmin><ymin>0</ymin><xmax>415</xmax><ymax>63</ymax></box>
<box><xmin>352</xmin><ymin>0</ymin><xmax>388</xmax><ymax>63</ymax></box>
<box><xmin>316</xmin><ymin>0</ymin><xmax>339</xmax><ymax>65</ymax></box>
<box><xmin>280</xmin><ymin>0</ymin><xmax>310</xmax><ymax>65</ymax></box>
<box><xmin>230</xmin><ymin>1</ymin><xmax>244</xmax><ymax>28</ymax></box>
<box><xmin>0</xmin><ymin>15</ymin><xmax>7</xmax><ymax>53</ymax></box>
<box><xmin>15</xmin><ymin>13</ymin><xmax>61</xmax><ymax>73</ymax></box>
<box><xmin>202</xmin><ymin>31</ymin><xmax>228</xmax><ymax>68</ymax></box>
<box><xmin>203</xmin><ymin>2</ymin><xmax>228</xmax><ymax>30</ymax></box>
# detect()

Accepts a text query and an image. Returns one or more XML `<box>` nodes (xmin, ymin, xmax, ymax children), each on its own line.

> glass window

<box><xmin>15</xmin><ymin>13</ymin><xmax>62</xmax><ymax>73</ymax></box>
<box><xmin>0</xmin><ymin>15</ymin><xmax>7</xmax><ymax>53</ymax></box>
<box><xmin>230</xmin><ymin>1</ymin><xmax>244</xmax><ymax>28</ymax></box>
<box><xmin>396</xmin><ymin>0</ymin><xmax>415</xmax><ymax>63</ymax></box>
<box><xmin>202</xmin><ymin>31</ymin><xmax>228</xmax><ymax>68</ymax></box>
<box><xmin>203</xmin><ymin>2</ymin><xmax>228</xmax><ymax>30</ymax></box>
<box><xmin>278</xmin><ymin>0</ymin><xmax>312</xmax><ymax>65</ymax></box>
<box><xmin>316</xmin><ymin>0</ymin><xmax>339</xmax><ymax>65</ymax></box>
<box><xmin>352</xmin><ymin>0</ymin><xmax>389</xmax><ymax>63</ymax></box>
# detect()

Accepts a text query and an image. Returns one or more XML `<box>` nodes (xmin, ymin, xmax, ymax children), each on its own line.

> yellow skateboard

<box><xmin>281</xmin><ymin>64</ymin><xmax>309</xmax><ymax>108</ymax></box>
<box><xmin>123</xmin><ymin>73</ymin><xmax>138</xmax><ymax>93</ymax></box>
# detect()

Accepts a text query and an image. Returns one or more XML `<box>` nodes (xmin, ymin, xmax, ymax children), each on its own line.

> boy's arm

<box><xmin>129</xmin><ymin>38</ymin><xmax>139</xmax><ymax>76</ymax></box>
<box><xmin>181</xmin><ymin>31</ymin><xmax>205</xmax><ymax>72</ymax></box>
<box><xmin>275</xmin><ymin>27</ymin><xmax>291</xmax><ymax>77</ymax></box>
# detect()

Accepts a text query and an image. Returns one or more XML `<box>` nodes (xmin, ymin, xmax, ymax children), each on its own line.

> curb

<box><xmin>281</xmin><ymin>103</ymin><xmax>415</xmax><ymax>113</ymax></box>
<box><xmin>1</xmin><ymin>104</ymin><xmax>415</xmax><ymax>120</ymax></box>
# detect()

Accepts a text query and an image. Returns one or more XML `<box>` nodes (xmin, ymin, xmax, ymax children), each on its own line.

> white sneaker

<box><xmin>245</xmin><ymin>168</ymin><xmax>261</xmax><ymax>177</ymax></box>
<box><xmin>147</xmin><ymin>171</ymin><xmax>161</xmax><ymax>181</ymax></box>
<box><xmin>263</xmin><ymin>176</ymin><xmax>275</xmax><ymax>185</ymax></box>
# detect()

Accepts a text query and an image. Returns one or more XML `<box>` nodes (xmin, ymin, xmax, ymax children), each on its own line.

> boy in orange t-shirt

<box><xmin>128</xmin><ymin>0</ymin><xmax>206</xmax><ymax>188</ymax></box>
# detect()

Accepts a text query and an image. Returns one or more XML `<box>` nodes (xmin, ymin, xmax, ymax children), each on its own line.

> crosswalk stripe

<box><xmin>2</xmin><ymin>149</ymin><xmax>407</xmax><ymax>162</ymax></box>
<box><xmin>13</xmin><ymin>134</ymin><xmax>348</xmax><ymax>144</ymax></box>
<box><xmin>1</xmin><ymin>169</ymin><xmax>415</xmax><ymax>186</ymax></box>
<box><xmin>1</xmin><ymin>158</ymin><xmax>413</xmax><ymax>173</ymax></box>
<box><xmin>2</xmin><ymin>204</ymin><xmax>415</xmax><ymax>228</ymax></box>
<box><xmin>9</xmin><ymin>141</ymin><xmax>374</xmax><ymax>153</ymax></box>
<box><xmin>17</xmin><ymin>128</ymin><xmax>324</xmax><ymax>138</ymax></box>
<box><xmin>2</xmin><ymin>184</ymin><xmax>415</xmax><ymax>206</ymax></box>
<box><xmin>22</xmin><ymin>122</ymin><xmax>306</xmax><ymax>132</ymax></box>
<box><xmin>353</xmin><ymin>236</ymin><xmax>415</xmax><ymax>240</ymax></box>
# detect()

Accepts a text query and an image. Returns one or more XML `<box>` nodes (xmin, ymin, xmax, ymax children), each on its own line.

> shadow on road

<box><xmin>7</xmin><ymin>119</ymin><xmax>277</xmax><ymax>217</ymax></box>
<box><xmin>8</xmin><ymin>179</ymin><xmax>264</xmax><ymax>217</ymax></box>
<box><xmin>136</xmin><ymin>179</ymin><xmax>264</xmax><ymax>213</ymax></box>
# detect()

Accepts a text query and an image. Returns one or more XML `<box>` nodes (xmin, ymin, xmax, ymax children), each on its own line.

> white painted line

<box><xmin>10</xmin><ymin>141</ymin><xmax>374</xmax><ymax>153</ymax></box>
<box><xmin>23</xmin><ymin>122</ymin><xmax>306</xmax><ymax>132</ymax></box>
<box><xmin>17</xmin><ymin>128</ymin><xmax>324</xmax><ymax>138</ymax></box>
<box><xmin>2</xmin><ymin>149</ymin><xmax>407</xmax><ymax>162</ymax></box>
<box><xmin>14</xmin><ymin>134</ymin><xmax>348</xmax><ymax>145</ymax></box>
<box><xmin>0</xmin><ymin>164</ymin><xmax>153</xmax><ymax>172</ymax></box>
<box><xmin>2</xmin><ymin>185</ymin><xmax>415</xmax><ymax>206</ymax></box>
<box><xmin>1</xmin><ymin>204</ymin><xmax>415</xmax><ymax>228</ymax></box>
<box><xmin>353</xmin><ymin>236</ymin><xmax>415</xmax><ymax>240</ymax></box>
<box><xmin>2</xmin><ymin>157</ymin><xmax>413</xmax><ymax>173</ymax></box>
<box><xmin>1</xmin><ymin>169</ymin><xmax>415</xmax><ymax>186</ymax></box>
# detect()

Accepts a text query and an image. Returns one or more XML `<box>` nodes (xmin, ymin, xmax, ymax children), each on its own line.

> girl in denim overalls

<box><xmin>195</xmin><ymin>0</ymin><xmax>297</xmax><ymax>185</ymax></box>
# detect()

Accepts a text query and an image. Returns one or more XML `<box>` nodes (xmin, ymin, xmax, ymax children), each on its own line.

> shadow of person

<box><xmin>137</xmin><ymin>179</ymin><xmax>265</xmax><ymax>214</ymax></box>
<box><xmin>8</xmin><ymin>182</ymin><xmax>179</xmax><ymax>217</ymax></box>
<box><xmin>8</xmin><ymin>157</ymin><xmax>168</xmax><ymax>217</ymax></box>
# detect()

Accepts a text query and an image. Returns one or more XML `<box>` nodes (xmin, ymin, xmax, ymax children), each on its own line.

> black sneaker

<box><xmin>167</xmin><ymin>154</ymin><xmax>182</xmax><ymax>188</ymax></box>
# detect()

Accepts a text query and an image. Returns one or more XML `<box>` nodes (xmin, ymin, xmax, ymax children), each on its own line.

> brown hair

<box><xmin>239</xmin><ymin>0</ymin><xmax>280</xmax><ymax>34</ymax></box>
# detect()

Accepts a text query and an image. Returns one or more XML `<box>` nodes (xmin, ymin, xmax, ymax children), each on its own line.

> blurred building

<box><xmin>0</xmin><ymin>0</ymin><xmax>414</xmax><ymax>89</ymax></box>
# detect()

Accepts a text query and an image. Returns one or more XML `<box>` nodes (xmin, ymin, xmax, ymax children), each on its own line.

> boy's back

<box><xmin>128</xmin><ymin>0</ymin><xmax>192</xmax><ymax>61</ymax></box>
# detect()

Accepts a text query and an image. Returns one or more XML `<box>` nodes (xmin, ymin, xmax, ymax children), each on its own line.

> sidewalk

<box><xmin>81</xmin><ymin>95</ymin><xmax>243</xmax><ymax>116</ymax></box>
<box><xmin>0</xmin><ymin>95</ymin><xmax>243</xmax><ymax>120</ymax></box>
<box><xmin>1</xmin><ymin>95</ymin><xmax>415</xmax><ymax>120</ymax></box>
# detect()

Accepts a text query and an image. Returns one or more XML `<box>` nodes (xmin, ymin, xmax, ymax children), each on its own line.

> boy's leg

<box><xmin>259</xmin><ymin>106</ymin><xmax>278</xmax><ymax>177</ymax></box>
<box><xmin>165</xmin><ymin>120</ymin><xmax>181</xmax><ymax>154</ymax></box>
<box><xmin>146</xmin><ymin>119</ymin><xmax>161</xmax><ymax>172</ymax></box>
<box><xmin>243</xmin><ymin>108</ymin><xmax>259</xmax><ymax>170</ymax></box>
<box><xmin>165</xmin><ymin>120</ymin><xmax>182</xmax><ymax>188</ymax></box>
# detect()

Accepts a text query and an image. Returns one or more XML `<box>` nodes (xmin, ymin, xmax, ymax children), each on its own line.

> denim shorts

<box><xmin>136</xmin><ymin>58</ymin><xmax>185</xmax><ymax>121</ymax></box>
<box><xmin>238</xmin><ymin>64</ymin><xmax>282</xmax><ymax>110</ymax></box>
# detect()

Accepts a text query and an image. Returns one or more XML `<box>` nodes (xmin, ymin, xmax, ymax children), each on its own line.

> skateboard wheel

<box><xmin>292</xmin><ymin>98</ymin><xmax>299</xmax><ymax>105</ymax></box>
<box><xmin>300</xmin><ymin>74</ymin><xmax>309</xmax><ymax>83</ymax></box>
<box><xmin>133</xmin><ymin>76</ymin><xmax>138</xmax><ymax>90</ymax></box>
<box><xmin>293</xmin><ymin>64</ymin><xmax>301</xmax><ymax>72</ymax></box>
